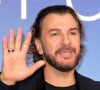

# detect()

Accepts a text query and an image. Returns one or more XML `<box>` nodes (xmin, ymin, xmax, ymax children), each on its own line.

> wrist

<box><xmin>0</xmin><ymin>75</ymin><xmax>16</xmax><ymax>85</ymax></box>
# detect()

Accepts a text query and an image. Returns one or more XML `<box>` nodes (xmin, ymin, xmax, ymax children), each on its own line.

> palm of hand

<box><xmin>1</xmin><ymin>27</ymin><xmax>45</xmax><ymax>85</ymax></box>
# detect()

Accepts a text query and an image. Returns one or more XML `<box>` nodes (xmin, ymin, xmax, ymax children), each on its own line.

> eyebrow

<box><xmin>47</xmin><ymin>28</ymin><xmax>61</xmax><ymax>33</ymax></box>
<box><xmin>47</xmin><ymin>27</ymin><xmax>78</xmax><ymax>33</ymax></box>
<box><xmin>69</xmin><ymin>27</ymin><xmax>78</xmax><ymax>31</ymax></box>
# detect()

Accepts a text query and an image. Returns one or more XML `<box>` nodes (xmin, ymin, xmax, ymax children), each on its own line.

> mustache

<box><xmin>55</xmin><ymin>45</ymin><xmax>76</xmax><ymax>54</ymax></box>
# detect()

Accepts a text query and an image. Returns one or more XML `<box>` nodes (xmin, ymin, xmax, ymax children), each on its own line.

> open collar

<box><xmin>36</xmin><ymin>69</ymin><xmax>87</xmax><ymax>90</ymax></box>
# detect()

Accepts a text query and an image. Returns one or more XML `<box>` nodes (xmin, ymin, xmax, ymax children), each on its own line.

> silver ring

<box><xmin>8</xmin><ymin>49</ymin><xmax>14</xmax><ymax>52</ymax></box>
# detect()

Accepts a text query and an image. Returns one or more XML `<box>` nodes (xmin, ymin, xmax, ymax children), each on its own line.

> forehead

<box><xmin>41</xmin><ymin>13</ymin><xmax>78</xmax><ymax>31</ymax></box>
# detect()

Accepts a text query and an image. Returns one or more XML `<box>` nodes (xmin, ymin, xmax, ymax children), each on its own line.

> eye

<box><xmin>70</xmin><ymin>31</ymin><xmax>77</xmax><ymax>35</ymax></box>
<box><xmin>51</xmin><ymin>33</ymin><xmax>59</xmax><ymax>36</ymax></box>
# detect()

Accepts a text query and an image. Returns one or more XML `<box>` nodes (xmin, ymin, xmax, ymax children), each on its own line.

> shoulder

<box><xmin>76</xmin><ymin>71</ymin><xmax>100</xmax><ymax>90</ymax></box>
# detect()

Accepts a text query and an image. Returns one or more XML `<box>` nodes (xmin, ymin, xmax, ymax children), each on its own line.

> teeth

<box><xmin>61</xmin><ymin>52</ymin><xmax>71</xmax><ymax>54</ymax></box>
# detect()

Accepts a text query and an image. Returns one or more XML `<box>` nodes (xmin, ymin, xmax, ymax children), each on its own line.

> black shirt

<box><xmin>45</xmin><ymin>82</ymin><xmax>77</xmax><ymax>90</ymax></box>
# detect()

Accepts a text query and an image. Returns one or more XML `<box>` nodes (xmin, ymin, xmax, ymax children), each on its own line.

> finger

<box><xmin>26</xmin><ymin>60</ymin><xmax>45</xmax><ymax>76</ymax></box>
<box><xmin>15</xmin><ymin>27</ymin><xmax>22</xmax><ymax>51</ymax></box>
<box><xmin>21</xmin><ymin>32</ymin><xmax>32</xmax><ymax>54</ymax></box>
<box><xmin>2</xmin><ymin>36</ymin><xmax>8</xmax><ymax>55</ymax></box>
<box><xmin>2</xmin><ymin>37</ymin><xmax>8</xmax><ymax>71</ymax></box>
<box><xmin>8</xmin><ymin>29</ymin><xmax>14</xmax><ymax>50</ymax></box>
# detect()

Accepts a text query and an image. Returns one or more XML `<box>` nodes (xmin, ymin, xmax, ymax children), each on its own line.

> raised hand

<box><xmin>0</xmin><ymin>27</ymin><xmax>45</xmax><ymax>85</ymax></box>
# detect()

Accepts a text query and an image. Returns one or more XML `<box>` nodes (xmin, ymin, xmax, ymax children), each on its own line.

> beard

<box><xmin>42</xmin><ymin>44</ymin><xmax>82</xmax><ymax>72</ymax></box>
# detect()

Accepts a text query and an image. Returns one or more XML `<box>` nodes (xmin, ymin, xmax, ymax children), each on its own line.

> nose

<box><xmin>61</xmin><ymin>35</ymin><xmax>71</xmax><ymax>46</ymax></box>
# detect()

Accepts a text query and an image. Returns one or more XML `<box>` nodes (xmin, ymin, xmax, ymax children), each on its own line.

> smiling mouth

<box><xmin>58</xmin><ymin>50</ymin><xmax>73</xmax><ymax>59</ymax></box>
<box><xmin>55</xmin><ymin>46</ymin><xmax>76</xmax><ymax>59</ymax></box>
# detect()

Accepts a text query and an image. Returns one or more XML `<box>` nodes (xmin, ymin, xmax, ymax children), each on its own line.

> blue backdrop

<box><xmin>0</xmin><ymin>0</ymin><xmax>100</xmax><ymax>81</ymax></box>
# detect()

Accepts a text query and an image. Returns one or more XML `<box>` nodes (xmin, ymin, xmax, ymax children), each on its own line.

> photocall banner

<box><xmin>0</xmin><ymin>0</ymin><xmax>100</xmax><ymax>81</ymax></box>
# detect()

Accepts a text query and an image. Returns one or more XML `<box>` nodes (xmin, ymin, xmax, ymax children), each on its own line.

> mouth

<box><xmin>55</xmin><ymin>46</ymin><xmax>76</xmax><ymax>59</ymax></box>
<box><xmin>57</xmin><ymin>50</ymin><xmax>74</xmax><ymax>59</ymax></box>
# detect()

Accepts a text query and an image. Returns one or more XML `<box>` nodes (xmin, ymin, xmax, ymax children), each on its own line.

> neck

<box><xmin>44</xmin><ymin>63</ymin><xmax>76</xmax><ymax>87</ymax></box>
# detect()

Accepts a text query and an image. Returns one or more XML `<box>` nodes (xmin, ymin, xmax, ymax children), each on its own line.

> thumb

<box><xmin>27</xmin><ymin>60</ymin><xmax>45</xmax><ymax>75</ymax></box>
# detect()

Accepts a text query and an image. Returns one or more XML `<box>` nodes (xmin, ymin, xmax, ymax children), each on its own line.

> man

<box><xmin>0</xmin><ymin>5</ymin><xmax>100</xmax><ymax>90</ymax></box>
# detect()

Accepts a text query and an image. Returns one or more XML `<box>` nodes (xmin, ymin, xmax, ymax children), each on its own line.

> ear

<box><xmin>35</xmin><ymin>38</ymin><xmax>43</xmax><ymax>54</ymax></box>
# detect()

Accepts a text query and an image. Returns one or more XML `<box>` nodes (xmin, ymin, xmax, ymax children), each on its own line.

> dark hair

<box><xmin>28</xmin><ymin>5</ymin><xmax>84</xmax><ymax>62</ymax></box>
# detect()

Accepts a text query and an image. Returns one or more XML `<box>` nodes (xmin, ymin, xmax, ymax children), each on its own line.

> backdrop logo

<box><xmin>66</xmin><ymin>0</ymin><xmax>100</xmax><ymax>21</ymax></box>
<box><xmin>20</xmin><ymin>0</ymin><xmax>100</xmax><ymax>21</ymax></box>
<box><xmin>21</xmin><ymin>0</ymin><xmax>27</xmax><ymax>19</ymax></box>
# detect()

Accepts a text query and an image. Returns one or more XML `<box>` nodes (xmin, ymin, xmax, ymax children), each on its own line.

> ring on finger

<box><xmin>8</xmin><ymin>49</ymin><xmax>14</xmax><ymax>52</ymax></box>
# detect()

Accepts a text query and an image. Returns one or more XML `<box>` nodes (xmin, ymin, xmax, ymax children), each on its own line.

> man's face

<box><xmin>37</xmin><ymin>13</ymin><xmax>81</xmax><ymax>72</ymax></box>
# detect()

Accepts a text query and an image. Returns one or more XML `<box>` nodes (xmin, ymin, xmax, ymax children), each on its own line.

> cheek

<box><xmin>43</xmin><ymin>38</ymin><xmax>61</xmax><ymax>54</ymax></box>
<box><xmin>71</xmin><ymin>38</ymin><xmax>80</xmax><ymax>52</ymax></box>
<box><xmin>75</xmin><ymin>40</ymin><xmax>80</xmax><ymax>54</ymax></box>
